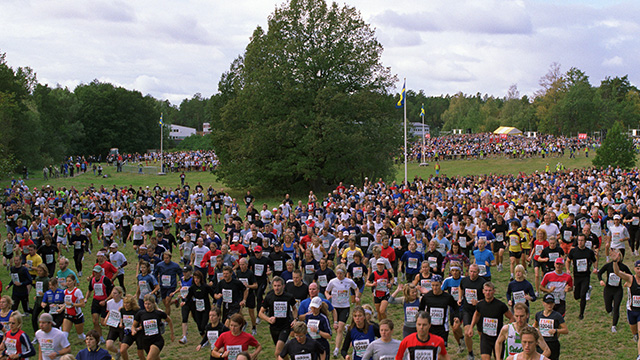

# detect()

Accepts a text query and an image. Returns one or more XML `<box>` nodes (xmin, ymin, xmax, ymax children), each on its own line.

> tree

<box><xmin>212</xmin><ymin>0</ymin><xmax>399</xmax><ymax>191</ymax></box>
<box><xmin>593</xmin><ymin>121</ymin><xmax>636</xmax><ymax>169</ymax></box>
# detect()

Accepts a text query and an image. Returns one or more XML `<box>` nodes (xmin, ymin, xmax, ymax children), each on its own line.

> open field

<box><xmin>3</xmin><ymin>153</ymin><xmax>638</xmax><ymax>359</ymax></box>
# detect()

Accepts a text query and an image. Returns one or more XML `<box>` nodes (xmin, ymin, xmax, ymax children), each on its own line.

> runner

<box><xmin>458</xmin><ymin>264</ymin><xmax>486</xmax><ymax>360</ymax></box>
<box><xmin>506</xmin><ymin>265</ymin><xmax>536</xmax><ymax>310</ymax></box>
<box><xmin>533</xmin><ymin>294</ymin><xmax>568</xmax><ymax>360</ymax></box>
<box><xmin>418</xmin><ymin>274</ymin><xmax>460</xmax><ymax>347</ymax></box>
<box><xmin>389</xmin><ymin>283</ymin><xmax>420</xmax><ymax>338</ymax></box>
<box><xmin>2</xmin><ymin>312</ymin><xmax>37</xmax><ymax>359</ymax></box>
<box><xmin>35</xmin><ymin>313</ymin><xmax>71</xmax><ymax>360</ymax></box>
<box><xmin>325</xmin><ymin>264</ymin><xmax>360</xmax><ymax>358</ymax></box>
<box><xmin>504</xmin><ymin>326</ymin><xmax>550</xmax><ymax>360</ymax></box>
<box><xmin>340</xmin><ymin>306</ymin><xmax>379</xmax><ymax>360</ymax></box>
<box><xmin>567</xmin><ymin>234</ymin><xmax>597</xmax><ymax>319</ymax></box>
<box><xmin>598</xmin><ymin>250</ymin><xmax>631</xmax><ymax>333</ymax></box>
<box><xmin>495</xmin><ymin>303</ymin><xmax>550</xmax><ymax>358</ymax></box>
<box><xmin>395</xmin><ymin>311</ymin><xmax>449</xmax><ymax>360</ymax></box>
<box><xmin>101</xmin><ymin>286</ymin><xmax>125</xmax><ymax>359</ymax></box>
<box><xmin>195</xmin><ymin>307</ymin><xmax>229</xmax><ymax>359</ymax></box>
<box><xmin>529</xmin><ymin>229</ymin><xmax>549</xmax><ymax>297</ymax></box>
<box><xmin>361</xmin><ymin>319</ymin><xmax>400</xmax><ymax>360</ymax></box>
<box><xmin>62</xmin><ymin>274</ymin><xmax>86</xmax><ymax>340</ymax></box>
<box><xmin>303</xmin><ymin>296</ymin><xmax>333</xmax><ymax>354</ymax></box>
<box><xmin>154</xmin><ymin>252</ymin><xmax>182</xmax><ymax>317</ymax></box>
<box><xmin>278</xmin><ymin>321</ymin><xmax>326</xmax><ymax>360</ymax></box>
<box><xmin>473</xmin><ymin>239</ymin><xmax>495</xmax><ymax>281</ymax></box>
<box><xmin>540</xmin><ymin>258</ymin><xmax>573</xmax><ymax>316</ymax></box>
<box><xmin>612</xmin><ymin>250</ymin><xmax>640</xmax><ymax>358</ymax></box>
<box><xmin>131</xmin><ymin>293</ymin><xmax>175</xmax><ymax>360</ymax></box>
<box><xmin>212</xmin><ymin>313</ymin><xmax>262</xmax><ymax>360</ymax></box>
<box><xmin>259</xmin><ymin>276</ymin><xmax>297</xmax><ymax>359</ymax></box>
<box><xmin>366</xmin><ymin>258</ymin><xmax>394</xmax><ymax>320</ymax></box>
<box><xmin>466</xmin><ymin>282</ymin><xmax>514</xmax><ymax>360</ymax></box>
<box><xmin>87</xmin><ymin>265</ymin><xmax>114</xmax><ymax>343</ymax></box>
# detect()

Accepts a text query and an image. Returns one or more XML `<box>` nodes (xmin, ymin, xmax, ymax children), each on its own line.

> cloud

<box><xmin>602</xmin><ymin>56</ymin><xmax>623</xmax><ymax>67</ymax></box>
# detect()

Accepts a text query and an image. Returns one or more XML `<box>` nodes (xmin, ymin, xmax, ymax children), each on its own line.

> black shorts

<box><xmin>4</xmin><ymin>252</ymin><xmax>13</xmax><ymax>259</ymax></box>
<box><xmin>374</xmin><ymin>294</ymin><xmax>390</xmax><ymax>304</ymax></box>
<box><xmin>140</xmin><ymin>336</ymin><xmax>164</xmax><ymax>353</ymax></box>
<box><xmin>222</xmin><ymin>303</ymin><xmax>241</xmax><ymax>321</ymax></box>
<box><xmin>91</xmin><ymin>300</ymin><xmax>106</xmax><ymax>315</ymax></box>
<box><xmin>133</xmin><ymin>239</ymin><xmax>144</xmax><ymax>247</ymax></box>
<box><xmin>269</xmin><ymin>327</ymin><xmax>290</xmax><ymax>345</ymax></box>
<box><xmin>480</xmin><ymin>334</ymin><xmax>498</xmax><ymax>356</ymax></box>
<box><xmin>532</xmin><ymin>259</ymin><xmax>542</xmax><ymax>268</ymax></box>
<box><xmin>122</xmin><ymin>332</ymin><xmax>139</xmax><ymax>347</ymax></box>
<box><xmin>492</xmin><ymin>241</ymin><xmax>505</xmax><ymax>251</ymax></box>
<box><xmin>160</xmin><ymin>287</ymin><xmax>176</xmax><ymax>300</ymax></box>
<box><xmin>336</xmin><ymin>307</ymin><xmax>350</xmax><ymax>323</ymax></box>
<box><xmin>145</xmin><ymin>231</ymin><xmax>154</xmax><ymax>236</ymax></box>
<box><xmin>462</xmin><ymin>309</ymin><xmax>474</xmax><ymax>326</ymax></box>
<box><xmin>107</xmin><ymin>327</ymin><xmax>124</xmax><ymax>342</ymax></box>
<box><xmin>509</xmin><ymin>251</ymin><xmax>522</xmax><ymax>259</ymax></box>
<box><xmin>522</xmin><ymin>248</ymin><xmax>531</xmax><ymax>256</ymax></box>
<box><xmin>181</xmin><ymin>303</ymin><xmax>192</xmax><ymax>323</ymax></box>
<box><xmin>64</xmin><ymin>313</ymin><xmax>84</xmax><ymax>325</ymax></box>
<box><xmin>246</xmin><ymin>292</ymin><xmax>256</xmax><ymax>309</ymax></box>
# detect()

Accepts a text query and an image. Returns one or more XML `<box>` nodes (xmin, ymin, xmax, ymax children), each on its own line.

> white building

<box><xmin>169</xmin><ymin>124</ymin><xmax>196</xmax><ymax>140</ymax></box>
<box><xmin>408</xmin><ymin>122</ymin><xmax>430</xmax><ymax>138</ymax></box>
<box><xmin>202</xmin><ymin>122</ymin><xmax>211</xmax><ymax>135</ymax></box>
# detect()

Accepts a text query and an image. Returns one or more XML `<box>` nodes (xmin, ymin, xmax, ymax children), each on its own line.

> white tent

<box><xmin>493</xmin><ymin>126</ymin><xmax>523</xmax><ymax>135</ymax></box>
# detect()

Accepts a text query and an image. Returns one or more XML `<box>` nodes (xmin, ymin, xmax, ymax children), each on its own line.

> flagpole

<box><xmin>403</xmin><ymin>77</ymin><xmax>407</xmax><ymax>186</ymax></box>
<box><xmin>159</xmin><ymin>113</ymin><xmax>165</xmax><ymax>175</ymax></box>
<box><xmin>421</xmin><ymin>103</ymin><xmax>425</xmax><ymax>164</ymax></box>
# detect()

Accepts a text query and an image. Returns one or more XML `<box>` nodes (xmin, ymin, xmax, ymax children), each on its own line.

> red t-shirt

<box><xmin>96</xmin><ymin>261</ymin><xmax>118</xmax><ymax>280</ymax></box>
<box><xmin>396</xmin><ymin>332</ymin><xmax>447</xmax><ymax>360</ymax></box>
<box><xmin>214</xmin><ymin>331</ymin><xmax>259</xmax><ymax>359</ymax></box>
<box><xmin>381</xmin><ymin>246</ymin><xmax>396</xmax><ymax>263</ymax></box>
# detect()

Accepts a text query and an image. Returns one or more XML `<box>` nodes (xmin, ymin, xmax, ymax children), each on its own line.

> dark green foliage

<box><xmin>593</xmin><ymin>121</ymin><xmax>636</xmax><ymax>169</ymax></box>
<box><xmin>176</xmin><ymin>134</ymin><xmax>215</xmax><ymax>151</ymax></box>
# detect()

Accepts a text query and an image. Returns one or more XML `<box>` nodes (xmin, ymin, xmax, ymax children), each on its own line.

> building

<box><xmin>408</xmin><ymin>122</ymin><xmax>430</xmax><ymax>138</ymax></box>
<box><xmin>169</xmin><ymin>124</ymin><xmax>197</xmax><ymax>141</ymax></box>
<box><xmin>202</xmin><ymin>122</ymin><xmax>211</xmax><ymax>135</ymax></box>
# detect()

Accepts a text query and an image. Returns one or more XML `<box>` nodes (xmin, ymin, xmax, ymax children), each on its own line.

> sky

<box><xmin>1</xmin><ymin>0</ymin><xmax>639</xmax><ymax>105</ymax></box>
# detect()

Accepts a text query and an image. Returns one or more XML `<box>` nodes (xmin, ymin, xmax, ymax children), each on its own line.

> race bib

<box><xmin>513</xmin><ymin>290</ymin><xmax>526</xmax><ymax>304</ymax></box>
<box><xmin>106</xmin><ymin>310</ymin><xmax>121</xmax><ymax>328</ymax></box>
<box><xmin>539</xmin><ymin>318</ymin><xmax>554</xmax><ymax>337</ymax></box>
<box><xmin>180</xmin><ymin>286</ymin><xmax>189</xmax><ymax>299</ymax></box>
<box><xmin>564</xmin><ymin>231</ymin><xmax>572</xmax><ymax>241</ymax></box>
<box><xmin>430</xmin><ymin>307</ymin><xmax>445</xmax><ymax>326</ymax></box>
<box><xmin>420</xmin><ymin>279</ymin><xmax>432</xmax><ymax>293</ymax></box>
<box><xmin>94</xmin><ymin>283</ymin><xmax>104</xmax><ymax>297</ymax></box>
<box><xmin>75</xmin><ymin>241</ymin><xmax>82</xmax><ymax>250</ymax></box>
<box><xmin>496</xmin><ymin>233</ymin><xmax>504</xmax><ymax>242</ymax></box>
<box><xmin>123</xmin><ymin>219</ymin><xmax>129</xmax><ymax>227</ymax></box>
<box><xmin>406</xmin><ymin>306</ymin><xmax>418</xmax><ymax>323</ymax></box>
<box><xmin>196</xmin><ymin>298</ymin><xmax>205</xmax><ymax>312</ymax></box>
<box><xmin>46</xmin><ymin>254</ymin><xmax>54</xmax><ymax>264</ymax></box>
<box><xmin>413</xmin><ymin>349</ymin><xmax>434</xmax><ymax>360</ymax></box>
<box><xmin>123</xmin><ymin>315</ymin><xmax>134</xmax><ymax>330</ymax></box>
<box><xmin>295</xmin><ymin>354</ymin><xmax>312</xmax><ymax>360</ymax></box>
<box><xmin>483</xmin><ymin>317</ymin><xmax>498</xmax><ymax>336</ymax></box>
<box><xmin>353</xmin><ymin>339</ymin><xmax>370</xmax><ymax>358</ymax></box>
<box><xmin>376</xmin><ymin>279</ymin><xmax>388</xmax><ymax>293</ymax></box>
<box><xmin>428</xmin><ymin>257</ymin><xmax>437</xmax><ymax>268</ymax></box>
<box><xmin>274</xmin><ymin>301</ymin><xmax>288</xmax><ymax>318</ymax></box>
<box><xmin>305</xmin><ymin>265</ymin><xmax>315</xmax><ymax>274</ymax></box>
<box><xmin>207</xmin><ymin>330</ymin><xmax>219</xmax><ymax>349</ymax></box>
<box><xmin>633</xmin><ymin>295</ymin><xmax>640</xmax><ymax>308</ymax></box>
<box><xmin>451</xmin><ymin>287</ymin><xmax>460</xmax><ymax>301</ymax></box>
<box><xmin>608</xmin><ymin>273</ymin><xmax>621</xmax><ymax>287</ymax></box>
<box><xmin>353</xmin><ymin>267</ymin><xmax>363</xmax><ymax>279</ymax></box>
<box><xmin>408</xmin><ymin>257</ymin><xmax>418</xmax><ymax>269</ymax></box>
<box><xmin>139</xmin><ymin>280</ymin><xmax>150</xmax><ymax>296</ymax></box>
<box><xmin>576</xmin><ymin>258</ymin><xmax>587</xmax><ymax>272</ymax></box>
<box><xmin>39</xmin><ymin>338</ymin><xmax>55</xmax><ymax>357</ymax></box>
<box><xmin>5</xmin><ymin>338</ymin><xmax>17</xmax><ymax>355</ymax></box>
<box><xmin>465</xmin><ymin>289</ymin><xmax>477</xmax><ymax>303</ymax></box>
<box><xmin>36</xmin><ymin>281</ymin><xmax>44</xmax><ymax>296</ymax></box>
<box><xmin>393</xmin><ymin>238</ymin><xmax>401</xmax><ymax>248</ymax></box>
<box><xmin>254</xmin><ymin>264</ymin><xmax>264</xmax><ymax>277</ymax></box>
<box><xmin>510</xmin><ymin>235</ymin><xmax>519</xmax><ymax>247</ymax></box>
<box><xmin>161</xmin><ymin>275</ymin><xmax>171</xmax><ymax>287</ymax></box>
<box><xmin>143</xmin><ymin>319</ymin><xmax>159</xmax><ymax>336</ymax></box>
<box><xmin>548</xmin><ymin>253</ymin><xmax>559</xmax><ymax>263</ymax></box>
<box><xmin>11</xmin><ymin>273</ymin><xmax>19</xmax><ymax>284</ymax></box>
<box><xmin>227</xmin><ymin>345</ymin><xmax>242</xmax><ymax>360</ymax></box>
<box><xmin>459</xmin><ymin>237</ymin><xmax>467</xmax><ymax>248</ymax></box>
<box><xmin>222</xmin><ymin>289</ymin><xmax>233</xmax><ymax>303</ymax></box>
<box><xmin>274</xmin><ymin>261</ymin><xmax>283</xmax><ymax>272</ymax></box>
<box><xmin>307</xmin><ymin>319</ymin><xmax>320</xmax><ymax>339</ymax></box>
<box><xmin>318</xmin><ymin>275</ymin><xmax>328</xmax><ymax>287</ymax></box>
<box><xmin>478</xmin><ymin>265</ymin><xmax>487</xmax><ymax>276</ymax></box>
<box><xmin>336</xmin><ymin>289</ymin><xmax>349</xmax><ymax>303</ymax></box>
<box><xmin>535</xmin><ymin>245</ymin><xmax>543</xmax><ymax>256</ymax></box>
<box><xmin>58</xmin><ymin>277</ymin><xmax>66</xmax><ymax>288</ymax></box>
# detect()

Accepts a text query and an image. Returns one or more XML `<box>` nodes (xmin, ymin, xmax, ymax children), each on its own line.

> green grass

<box><xmin>4</xmin><ymin>153</ymin><xmax>637</xmax><ymax>359</ymax></box>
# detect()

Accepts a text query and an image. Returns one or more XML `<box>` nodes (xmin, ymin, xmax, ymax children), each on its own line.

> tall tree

<box><xmin>212</xmin><ymin>0</ymin><xmax>399</xmax><ymax>191</ymax></box>
<box><xmin>593</xmin><ymin>121</ymin><xmax>636</xmax><ymax>169</ymax></box>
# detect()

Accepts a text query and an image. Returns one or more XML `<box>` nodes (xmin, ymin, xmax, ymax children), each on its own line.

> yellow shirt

<box><xmin>518</xmin><ymin>228</ymin><xmax>533</xmax><ymax>249</ymax></box>
<box><xmin>507</xmin><ymin>230</ymin><xmax>522</xmax><ymax>252</ymax></box>
<box><xmin>25</xmin><ymin>254</ymin><xmax>43</xmax><ymax>276</ymax></box>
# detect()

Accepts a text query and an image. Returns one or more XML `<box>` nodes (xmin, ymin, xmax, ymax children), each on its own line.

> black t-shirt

<box><xmin>285</xmin><ymin>282</ymin><xmax>309</xmax><ymax>303</ymax></box>
<box><xmin>491</xmin><ymin>223</ymin><xmax>508</xmax><ymax>243</ymax></box>
<box><xmin>539</xmin><ymin>246</ymin><xmax>565</xmax><ymax>273</ymax></box>
<box><xmin>235</xmin><ymin>269</ymin><xmax>257</xmax><ymax>294</ymax></box>
<box><xmin>559</xmin><ymin>225</ymin><xmax>578</xmax><ymax>244</ymax></box>
<box><xmin>418</xmin><ymin>291</ymin><xmax>459</xmax><ymax>332</ymax></box>
<box><xmin>459</xmin><ymin>276</ymin><xmax>486</xmax><ymax>312</ymax></box>
<box><xmin>261</xmin><ymin>290</ymin><xmax>296</xmax><ymax>330</ymax></box>
<box><xmin>568</xmin><ymin>246</ymin><xmax>597</xmax><ymax>278</ymax></box>
<box><xmin>280</xmin><ymin>337</ymin><xmax>326</xmax><ymax>360</ymax></box>
<box><xmin>37</xmin><ymin>244</ymin><xmax>59</xmax><ymax>264</ymax></box>
<box><xmin>69</xmin><ymin>234</ymin><xmax>88</xmax><ymax>252</ymax></box>
<box><xmin>424</xmin><ymin>250</ymin><xmax>444</xmax><ymax>275</ymax></box>
<box><xmin>188</xmin><ymin>283</ymin><xmax>216</xmax><ymax>312</ymax></box>
<box><xmin>534</xmin><ymin>310</ymin><xmax>565</xmax><ymax>343</ymax></box>
<box><xmin>598</xmin><ymin>261</ymin><xmax>631</xmax><ymax>289</ymax></box>
<box><xmin>249</xmin><ymin>255</ymin><xmax>272</xmax><ymax>282</ymax></box>
<box><xmin>475</xmin><ymin>298</ymin><xmax>509</xmax><ymax>338</ymax></box>
<box><xmin>269</xmin><ymin>251</ymin><xmax>291</xmax><ymax>276</ymax></box>
<box><xmin>216</xmin><ymin>279</ymin><xmax>246</xmax><ymax>305</ymax></box>
<box><xmin>134</xmin><ymin>309</ymin><xmax>167</xmax><ymax>339</ymax></box>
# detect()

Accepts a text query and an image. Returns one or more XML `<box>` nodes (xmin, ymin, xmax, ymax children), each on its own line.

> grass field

<box><xmin>3</xmin><ymin>153</ymin><xmax>638</xmax><ymax>359</ymax></box>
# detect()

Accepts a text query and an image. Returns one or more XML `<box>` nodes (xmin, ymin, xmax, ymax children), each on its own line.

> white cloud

<box><xmin>1</xmin><ymin>0</ymin><xmax>639</xmax><ymax>104</ymax></box>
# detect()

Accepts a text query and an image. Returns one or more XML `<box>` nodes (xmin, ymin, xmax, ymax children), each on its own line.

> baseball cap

<box><xmin>580</xmin><ymin>206</ymin><xmax>587</xmax><ymax>211</ymax></box>
<box><xmin>376</xmin><ymin>258</ymin><xmax>386</xmax><ymax>265</ymax></box>
<box><xmin>183</xmin><ymin>265</ymin><xmax>193</xmax><ymax>272</ymax></box>
<box><xmin>431</xmin><ymin>274</ymin><xmax>443</xmax><ymax>283</ymax></box>
<box><xmin>554</xmin><ymin>257</ymin><xmax>564</xmax><ymax>265</ymax></box>
<box><xmin>39</xmin><ymin>313</ymin><xmax>54</xmax><ymax>323</ymax></box>
<box><xmin>634</xmin><ymin>260</ymin><xmax>640</xmax><ymax>268</ymax></box>
<box><xmin>543</xmin><ymin>294</ymin><xmax>555</xmax><ymax>303</ymax></box>
<box><xmin>110</xmin><ymin>243</ymin><xmax>118</xmax><ymax>248</ymax></box>
<box><xmin>75</xmin><ymin>227</ymin><xmax>81</xmax><ymax>232</ymax></box>
<box><xmin>93</xmin><ymin>265</ymin><xmax>103</xmax><ymax>273</ymax></box>
<box><xmin>310</xmin><ymin>296</ymin><xmax>322</xmax><ymax>309</ymax></box>
<box><xmin>614</xmin><ymin>214</ymin><xmax>621</xmax><ymax>220</ymax></box>
<box><xmin>273</xmin><ymin>241</ymin><xmax>282</xmax><ymax>247</ymax></box>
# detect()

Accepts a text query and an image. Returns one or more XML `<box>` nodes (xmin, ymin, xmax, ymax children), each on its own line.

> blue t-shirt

<box><xmin>476</xmin><ymin>230</ymin><xmax>495</xmax><ymax>243</ymax></box>
<box><xmin>137</xmin><ymin>273</ymin><xmax>158</xmax><ymax>299</ymax></box>
<box><xmin>400</xmin><ymin>250</ymin><xmax>424</xmax><ymax>275</ymax></box>
<box><xmin>154</xmin><ymin>261</ymin><xmax>183</xmax><ymax>289</ymax></box>
<box><xmin>473</xmin><ymin>249</ymin><xmax>495</xmax><ymax>278</ymax></box>
<box><xmin>298</xmin><ymin>297</ymin><xmax>334</xmax><ymax>317</ymax></box>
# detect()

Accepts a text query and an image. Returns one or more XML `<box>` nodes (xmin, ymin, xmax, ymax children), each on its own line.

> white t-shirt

<box><xmin>192</xmin><ymin>246</ymin><xmax>209</xmax><ymax>267</ymax></box>
<box><xmin>35</xmin><ymin>327</ymin><xmax>70</xmax><ymax>360</ymax></box>
<box><xmin>109</xmin><ymin>251</ymin><xmax>127</xmax><ymax>276</ymax></box>
<box><xmin>326</xmin><ymin>277</ymin><xmax>358</xmax><ymax>308</ymax></box>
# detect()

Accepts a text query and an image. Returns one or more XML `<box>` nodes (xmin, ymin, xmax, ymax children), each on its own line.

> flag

<box><xmin>420</xmin><ymin>104</ymin><xmax>425</xmax><ymax>117</ymax></box>
<box><xmin>159</xmin><ymin>114</ymin><xmax>164</xmax><ymax>126</ymax></box>
<box><xmin>396</xmin><ymin>80</ymin><xmax>406</xmax><ymax>108</ymax></box>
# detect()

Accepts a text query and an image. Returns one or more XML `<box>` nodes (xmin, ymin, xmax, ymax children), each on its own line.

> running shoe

<box><xmin>251</xmin><ymin>328</ymin><xmax>257</xmax><ymax>336</ymax></box>
<box><xmin>179</xmin><ymin>335</ymin><xmax>188</xmax><ymax>344</ymax></box>
<box><xmin>333</xmin><ymin>348</ymin><xmax>339</xmax><ymax>358</ymax></box>
<box><xmin>612</xmin><ymin>326</ymin><xmax>617</xmax><ymax>333</ymax></box>
<box><xmin>586</xmin><ymin>285</ymin><xmax>592</xmax><ymax>301</ymax></box>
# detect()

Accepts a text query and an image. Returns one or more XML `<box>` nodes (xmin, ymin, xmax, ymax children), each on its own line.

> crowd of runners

<box><xmin>1</xmin><ymin>165</ymin><xmax>640</xmax><ymax>359</ymax></box>
<box><xmin>407</xmin><ymin>134</ymin><xmax>601</xmax><ymax>162</ymax></box>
